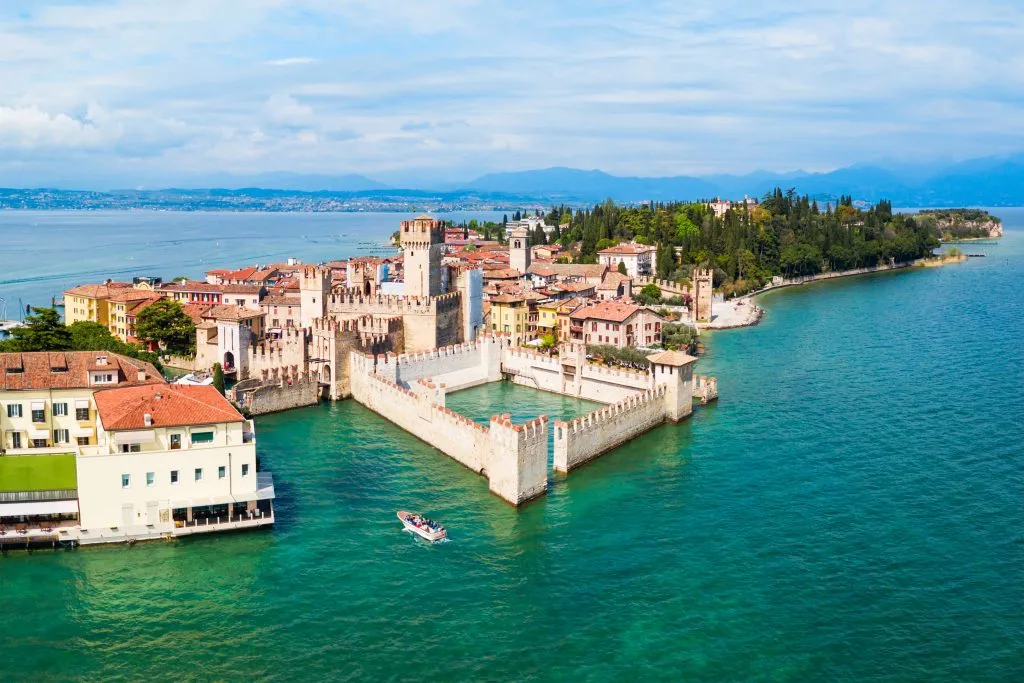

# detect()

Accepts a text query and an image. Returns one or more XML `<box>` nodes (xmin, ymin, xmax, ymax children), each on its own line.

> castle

<box><xmin>204</xmin><ymin>216</ymin><xmax>483</xmax><ymax>404</ymax></box>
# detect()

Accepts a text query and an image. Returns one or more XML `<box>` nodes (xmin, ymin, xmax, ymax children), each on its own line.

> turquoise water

<box><xmin>1</xmin><ymin>213</ymin><xmax>1023</xmax><ymax>680</ymax></box>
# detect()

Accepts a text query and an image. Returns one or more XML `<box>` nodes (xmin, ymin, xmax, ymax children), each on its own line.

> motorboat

<box><xmin>397</xmin><ymin>510</ymin><xmax>446</xmax><ymax>542</ymax></box>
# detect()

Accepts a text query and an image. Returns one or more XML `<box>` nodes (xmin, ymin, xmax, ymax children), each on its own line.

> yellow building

<box><xmin>535</xmin><ymin>300</ymin><xmax>559</xmax><ymax>340</ymax></box>
<box><xmin>64</xmin><ymin>283</ymin><xmax>133</xmax><ymax>328</ymax></box>
<box><xmin>488</xmin><ymin>294</ymin><xmax>529</xmax><ymax>346</ymax></box>
<box><xmin>107</xmin><ymin>290</ymin><xmax>165</xmax><ymax>343</ymax></box>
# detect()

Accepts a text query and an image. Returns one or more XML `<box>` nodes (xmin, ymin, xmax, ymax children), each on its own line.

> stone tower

<box><xmin>300</xmin><ymin>265</ymin><xmax>331</xmax><ymax>328</ymax></box>
<box><xmin>509</xmin><ymin>226</ymin><xmax>531</xmax><ymax>275</ymax></box>
<box><xmin>401</xmin><ymin>215</ymin><xmax>445</xmax><ymax>298</ymax></box>
<box><xmin>692</xmin><ymin>268</ymin><xmax>714</xmax><ymax>323</ymax></box>
<box><xmin>647</xmin><ymin>350</ymin><xmax>697</xmax><ymax>422</ymax></box>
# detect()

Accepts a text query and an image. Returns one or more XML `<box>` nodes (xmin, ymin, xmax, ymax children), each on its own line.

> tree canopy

<box><xmin>535</xmin><ymin>189</ymin><xmax>940</xmax><ymax>297</ymax></box>
<box><xmin>135</xmin><ymin>300</ymin><xmax>196</xmax><ymax>354</ymax></box>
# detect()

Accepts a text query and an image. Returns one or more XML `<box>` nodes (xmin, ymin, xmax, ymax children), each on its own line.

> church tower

<box><xmin>401</xmin><ymin>215</ymin><xmax>445</xmax><ymax>297</ymax></box>
<box><xmin>509</xmin><ymin>226</ymin><xmax>531</xmax><ymax>275</ymax></box>
<box><xmin>300</xmin><ymin>265</ymin><xmax>331</xmax><ymax>327</ymax></box>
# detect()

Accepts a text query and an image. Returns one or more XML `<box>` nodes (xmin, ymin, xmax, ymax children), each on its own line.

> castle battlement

<box><xmin>581</xmin><ymin>362</ymin><xmax>652</xmax><ymax>383</ymax></box>
<box><xmin>555</xmin><ymin>386</ymin><xmax>666</xmax><ymax>435</ymax></box>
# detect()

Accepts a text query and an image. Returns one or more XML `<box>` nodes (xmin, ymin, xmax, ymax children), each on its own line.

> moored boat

<box><xmin>397</xmin><ymin>510</ymin><xmax>446</xmax><ymax>542</ymax></box>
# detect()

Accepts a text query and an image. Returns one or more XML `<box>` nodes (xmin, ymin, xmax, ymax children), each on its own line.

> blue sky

<box><xmin>1</xmin><ymin>0</ymin><xmax>1022</xmax><ymax>188</ymax></box>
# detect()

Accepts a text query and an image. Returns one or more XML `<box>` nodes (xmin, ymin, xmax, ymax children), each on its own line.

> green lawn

<box><xmin>0</xmin><ymin>454</ymin><xmax>77</xmax><ymax>492</ymax></box>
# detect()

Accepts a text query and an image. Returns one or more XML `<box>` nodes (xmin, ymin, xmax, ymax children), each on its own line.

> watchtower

<box><xmin>692</xmin><ymin>268</ymin><xmax>714</xmax><ymax>323</ymax></box>
<box><xmin>509</xmin><ymin>226</ymin><xmax>531</xmax><ymax>275</ymax></box>
<box><xmin>300</xmin><ymin>265</ymin><xmax>331</xmax><ymax>327</ymax></box>
<box><xmin>401</xmin><ymin>215</ymin><xmax>445</xmax><ymax>298</ymax></box>
<box><xmin>647</xmin><ymin>350</ymin><xmax>697</xmax><ymax>422</ymax></box>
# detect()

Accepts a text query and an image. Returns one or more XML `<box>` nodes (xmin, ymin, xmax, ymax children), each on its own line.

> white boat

<box><xmin>397</xmin><ymin>510</ymin><xmax>446</xmax><ymax>542</ymax></box>
<box><xmin>174</xmin><ymin>373</ymin><xmax>214</xmax><ymax>386</ymax></box>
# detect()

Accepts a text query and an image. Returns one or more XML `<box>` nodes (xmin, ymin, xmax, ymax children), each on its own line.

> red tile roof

<box><xmin>0</xmin><ymin>352</ymin><xmax>164</xmax><ymax>391</ymax></box>
<box><xmin>64</xmin><ymin>282</ymin><xmax>134</xmax><ymax>299</ymax></box>
<box><xmin>200</xmin><ymin>305</ymin><xmax>263</xmax><ymax>322</ymax></box>
<box><xmin>570</xmin><ymin>300</ymin><xmax>647</xmax><ymax>323</ymax></box>
<box><xmin>94</xmin><ymin>384</ymin><xmax>243</xmax><ymax>430</ymax></box>
<box><xmin>598</xmin><ymin>242</ymin><xmax>657</xmax><ymax>255</ymax></box>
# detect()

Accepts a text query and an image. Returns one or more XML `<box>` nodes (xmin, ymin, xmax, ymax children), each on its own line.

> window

<box><xmin>146</xmin><ymin>472</ymin><xmax>155</xmax><ymax>487</ymax></box>
<box><xmin>121</xmin><ymin>474</ymin><xmax>131</xmax><ymax>488</ymax></box>
<box><xmin>53</xmin><ymin>402</ymin><xmax>68</xmax><ymax>416</ymax></box>
<box><xmin>170</xmin><ymin>434</ymin><xmax>181</xmax><ymax>450</ymax></box>
<box><xmin>194</xmin><ymin>468</ymin><xmax>203</xmax><ymax>482</ymax></box>
<box><xmin>11</xmin><ymin>433</ymin><xmax>22</xmax><ymax>449</ymax></box>
<box><xmin>191</xmin><ymin>431</ymin><xmax>214</xmax><ymax>445</ymax></box>
<box><xmin>241</xmin><ymin>463</ymin><xmax>250</xmax><ymax>477</ymax></box>
<box><xmin>31</xmin><ymin>408</ymin><xmax>45</xmax><ymax>423</ymax></box>
<box><xmin>77</xmin><ymin>437</ymin><xmax>90</xmax><ymax>446</ymax></box>
<box><xmin>31</xmin><ymin>439</ymin><xmax>47</xmax><ymax>448</ymax></box>
<box><xmin>119</xmin><ymin>443</ymin><xmax>142</xmax><ymax>453</ymax></box>
<box><xmin>76</xmin><ymin>407</ymin><xmax>90</xmax><ymax>420</ymax></box>
<box><xmin>53</xmin><ymin>429</ymin><xmax>69</xmax><ymax>444</ymax></box>
<box><xmin>218</xmin><ymin>466</ymin><xmax>226</xmax><ymax>479</ymax></box>
<box><xmin>7</xmin><ymin>404</ymin><xmax>22</xmax><ymax>418</ymax></box>
<box><xmin>170</xmin><ymin>470</ymin><xmax>179</xmax><ymax>484</ymax></box>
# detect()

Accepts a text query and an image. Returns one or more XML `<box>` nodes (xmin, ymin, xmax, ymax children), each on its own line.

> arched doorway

<box><xmin>223</xmin><ymin>351</ymin><xmax>235</xmax><ymax>371</ymax></box>
<box><xmin>321</xmin><ymin>364</ymin><xmax>332</xmax><ymax>385</ymax></box>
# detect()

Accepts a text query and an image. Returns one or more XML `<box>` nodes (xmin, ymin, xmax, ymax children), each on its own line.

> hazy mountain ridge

<box><xmin>1</xmin><ymin>154</ymin><xmax>1021</xmax><ymax>208</ymax></box>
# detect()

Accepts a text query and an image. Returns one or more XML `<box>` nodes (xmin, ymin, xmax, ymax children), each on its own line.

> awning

<box><xmin>30</xmin><ymin>429</ymin><xmax>50</xmax><ymax>440</ymax></box>
<box><xmin>0</xmin><ymin>500</ymin><xmax>78</xmax><ymax>517</ymax></box>
<box><xmin>170</xmin><ymin>494</ymin><xmax>236</xmax><ymax>509</ymax></box>
<box><xmin>75</xmin><ymin>399</ymin><xmax>90</xmax><ymax>409</ymax></box>
<box><xmin>30</xmin><ymin>401</ymin><xmax>44</xmax><ymax>410</ymax></box>
<box><xmin>113</xmin><ymin>430</ymin><xmax>155</xmax><ymax>446</ymax></box>
<box><xmin>72</xmin><ymin>426</ymin><xmax>95</xmax><ymax>438</ymax></box>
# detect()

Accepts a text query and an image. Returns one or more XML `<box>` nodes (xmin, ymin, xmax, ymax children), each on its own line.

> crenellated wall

<box><xmin>372</xmin><ymin>336</ymin><xmax>502</xmax><ymax>392</ymax></box>
<box><xmin>552</xmin><ymin>386</ymin><xmax>668</xmax><ymax>472</ymax></box>
<box><xmin>234</xmin><ymin>371</ymin><xmax>321</xmax><ymax>415</ymax></box>
<box><xmin>486</xmin><ymin>413</ymin><xmax>548</xmax><ymax>505</ymax></box>
<box><xmin>349</xmin><ymin>354</ymin><xmax>548</xmax><ymax>505</ymax></box>
<box><xmin>247</xmin><ymin>327</ymin><xmax>307</xmax><ymax>380</ymax></box>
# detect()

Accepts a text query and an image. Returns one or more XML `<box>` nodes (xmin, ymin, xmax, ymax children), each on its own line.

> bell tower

<box><xmin>692</xmin><ymin>268</ymin><xmax>714</xmax><ymax>323</ymax></box>
<box><xmin>509</xmin><ymin>226</ymin><xmax>531</xmax><ymax>275</ymax></box>
<box><xmin>401</xmin><ymin>215</ymin><xmax>445</xmax><ymax>297</ymax></box>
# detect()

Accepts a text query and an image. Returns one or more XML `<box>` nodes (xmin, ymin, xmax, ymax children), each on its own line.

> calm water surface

<box><xmin>1</xmin><ymin>211</ymin><xmax>1022</xmax><ymax>681</ymax></box>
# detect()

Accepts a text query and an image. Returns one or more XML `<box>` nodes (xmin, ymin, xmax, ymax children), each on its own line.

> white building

<box><xmin>597</xmin><ymin>242</ymin><xmax>657</xmax><ymax>277</ymax></box>
<box><xmin>0</xmin><ymin>352</ymin><xmax>274</xmax><ymax>547</ymax></box>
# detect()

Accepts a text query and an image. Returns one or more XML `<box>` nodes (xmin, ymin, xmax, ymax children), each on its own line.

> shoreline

<box><xmin>699</xmin><ymin>254</ymin><xmax>969</xmax><ymax>331</ymax></box>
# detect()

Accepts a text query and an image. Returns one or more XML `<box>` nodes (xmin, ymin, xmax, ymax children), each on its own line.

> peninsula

<box><xmin>0</xmin><ymin>190</ymin><xmax>996</xmax><ymax>547</ymax></box>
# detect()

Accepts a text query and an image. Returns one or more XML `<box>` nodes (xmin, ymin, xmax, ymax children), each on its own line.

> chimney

<box><xmin>154</xmin><ymin>391</ymin><xmax>162</xmax><ymax>401</ymax></box>
<box><xmin>137</xmin><ymin>369</ymin><xmax>147</xmax><ymax>382</ymax></box>
<box><xmin>144</xmin><ymin>413</ymin><xmax>153</xmax><ymax>427</ymax></box>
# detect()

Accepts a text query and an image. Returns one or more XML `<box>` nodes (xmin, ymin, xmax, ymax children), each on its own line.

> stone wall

<box><xmin>349</xmin><ymin>353</ymin><xmax>548</xmax><ymax>505</ymax></box>
<box><xmin>374</xmin><ymin>336</ymin><xmax>502</xmax><ymax>392</ymax></box>
<box><xmin>234</xmin><ymin>373</ymin><xmax>321</xmax><ymax>415</ymax></box>
<box><xmin>247</xmin><ymin>327</ymin><xmax>307</xmax><ymax>380</ymax></box>
<box><xmin>552</xmin><ymin>386</ymin><xmax>668</xmax><ymax>473</ymax></box>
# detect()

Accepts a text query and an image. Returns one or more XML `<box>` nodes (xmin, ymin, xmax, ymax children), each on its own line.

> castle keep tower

<box><xmin>692</xmin><ymin>268</ymin><xmax>714</xmax><ymax>323</ymax></box>
<box><xmin>509</xmin><ymin>226</ymin><xmax>531</xmax><ymax>275</ymax></box>
<box><xmin>401</xmin><ymin>215</ymin><xmax>445</xmax><ymax>298</ymax></box>
<box><xmin>300</xmin><ymin>265</ymin><xmax>331</xmax><ymax>328</ymax></box>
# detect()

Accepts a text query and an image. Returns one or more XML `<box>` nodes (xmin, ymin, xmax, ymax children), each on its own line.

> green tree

<box><xmin>68</xmin><ymin>321</ymin><xmax>123</xmax><ymax>351</ymax></box>
<box><xmin>135</xmin><ymin>299</ymin><xmax>196</xmax><ymax>354</ymax></box>
<box><xmin>0</xmin><ymin>307</ymin><xmax>71</xmax><ymax>351</ymax></box>
<box><xmin>212</xmin><ymin>362</ymin><xmax>225</xmax><ymax>394</ymax></box>
<box><xmin>636</xmin><ymin>284</ymin><xmax>663</xmax><ymax>305</ymax></box>
<box><xmin>617</xmin><ymin>261</ymin><xmax>628</xmax><ymax>275</ymax></box>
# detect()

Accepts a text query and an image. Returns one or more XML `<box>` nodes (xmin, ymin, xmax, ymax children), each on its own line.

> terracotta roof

<box><xmin>646</xmin><ymin>350</ymin><xmax>697</xmax><ymax>366</ymax></box>
<box><xmin>489</xmin><ymin>293</ymin><xmax>528</xmax><ymax>304</ymax></box>
<box><xmin>221</xmin><ymin>284</ymin><xmax>263</xmax><ymax>294</ymax></box>
<box><xmin>0</xmin><ymin>352</ymin><xmax>164</xmax><ymax>391</ymax></box>
<box><xmin>160</xmin><ymin>281</ymin><xmax>224</xmax><ymax>293</ymax></box>
<box><xmin>598</xmin><ymin>242</ymin><xmax>656</xmax><ymax>255</ymax></box>
<box><xmin>556</xmin><ymin>297</ymin><xmax>588</xmax><ymax>314</ymax></box>
<box><xmin>261</xmin><ymin>295</ymin><xmax>300</xmax><ymax>306</ymax></box>
<box><xmin>200</xmin><ymin>305</ymin><xmax>263</xmax><ymax>322</ymax></box>
<box><xmin>64</xmin><ymin>282</ymin><xmax>133</xmax><ymax>299</ymax></box>
<box><xmin>94</xmin><ymin>384</ymin><xmax>243</xmax><ymax>430</ymax></box>
<box><xmin>569</xmin><ymin>300</ymin><xmax>646</xmax><ymax>323</ymax></box>
<box><xmin>527</xmin><ymin>263</ymin><xmax>607</xmax><ymax>279</ymax></box>
<box><xmin>108</xmin><ymin>289</ymin><xmax>165</xmax><ymax>304</ymax></box>
<box><xmin>482</xmin><ymin>268</ymin><xmax>522</xmax><ymax>280</ymax></box>
<box><xmin>181</xmin><ymin>303</ymin><xmax>214</xmax><ymax>324</ymax></box>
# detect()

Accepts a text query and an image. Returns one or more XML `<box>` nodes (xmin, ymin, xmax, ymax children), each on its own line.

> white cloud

<box><xmin>265</xmin><ymin>57</ymin><xmax>317</xmax><ymax>66</ymax></box>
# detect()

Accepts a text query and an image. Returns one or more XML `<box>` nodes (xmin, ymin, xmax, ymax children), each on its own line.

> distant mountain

<box><xmin>463</xmin><ymin>167</ymin><xmax>719</xmax><ymax>202</ymax></box>
<box><xmin>456</xmin><ymin>156</ymin><xmax>1024</xmax><ymax>206</ymax></box>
